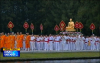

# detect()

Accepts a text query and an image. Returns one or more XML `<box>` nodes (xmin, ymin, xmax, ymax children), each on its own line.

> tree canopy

<box><xmin>0</xmin><ymin>0</ymin><xmax>100</xmax><ymax>36</ymax></box>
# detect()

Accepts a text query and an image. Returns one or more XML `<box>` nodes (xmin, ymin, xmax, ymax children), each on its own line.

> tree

<box><xmin>0</xmin><ymin>0</ymin><xmax>100</xmax><ymax>36</ymax></box>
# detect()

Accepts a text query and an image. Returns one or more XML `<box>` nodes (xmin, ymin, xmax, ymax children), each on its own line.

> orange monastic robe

<box><xmin>4</xmin><ymin>36</ymin><xmax>8</xmax><ymax>48</ymax></box>
<box><xmin>0</xmin><ymin>35</ymin><xmax>6</xmax><ymax>48</ymax></box>
<box><xmin>5</xmin><ymin>36</ymin><xmax>11</xmax><ymax>49</ymax></box>
<box><xmin>10</xmin><ymin>35</ymin><xmax>15</xmax><ymax>49</ymax></box>
<box><xmin>19</xmin><ymin>35</ymin><xmax>24</xmax><ymax>48</ymax></box>
<box><xmin>25</xmin><ymin>35</ymin><xmax>30</xmax><ymax>48</ymax></box>
<box><xmin>16</xmin><ymin>35</ymin><xmax>20</xmax><ymax>48</ymax></box>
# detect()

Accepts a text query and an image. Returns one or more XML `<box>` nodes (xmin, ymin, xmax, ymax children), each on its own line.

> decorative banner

<box><xmin>54</xmin><ymin>25</ymin><xmax>59</xmax><ymax>34</ymax></box>
<box><xmin>78</xmin><ymin>22</ymin><xmax>83</xmax><ymax>32</ymax></box>
<box><xmin>75</xmin><ymin>21</ymin><xmax>79</xmax><ymax>28</ymax></box>
<box><xmin>40</xmin><ymin>23</ymin><xmax>43</xmax><ymax>34</ymax></box>
<box><xmin>90</xmin><ymin>23</ymin><xmax>95</xmax><ymax>30</ymax></box>
<box><xmin>40</xmin><ymin>23</ymin><xmax>43</xmax><ymax>30</ymax></box>
<box><xmin>30</xmin><ymin>23</ymin><xmax>34</xmax><ymax>34</ymax></box>
<box><xmin>78</xmin><ymin>22</ymin><xmax>83</xmax><ymax>29</ymax></box>
<box><xmin>90</xmin><ymin>23</ymin><xmax>95</xmax><ymax>34</ymax></box>
<box><xmin>75</xmin><ymin>21</ymin><xmax>79</xmax><ymax>32</ymax></box>
<box><xmin>54</xmin><ymin>25</ymin><xmax>59</xmax><ymax>31</ymax></box>
<box><xmin>7</xmin><ymin>21</ymin><xmax>14</xmax><ymax>32</ymax></box>
<box><xmin>59</xmin><ymin>20</ymin><xmax>66</xmax><ymax>28</ymax></box>
<box><xmin>23</xmin><ymin>22</ymin><xmax>29</xmax><ymax>33</ymax></box>
<box><xmin>59</xmin><ymin>20</ymin><xmax>66</xmax><ymax>32</ymax></box>
<box><xmin>8</xmin><ymin>21</ymin><xmax>14</xmax><ymax>28</ymax></box>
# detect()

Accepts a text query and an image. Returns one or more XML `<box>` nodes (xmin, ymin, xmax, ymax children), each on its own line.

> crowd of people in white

<box><xmin>24</xmin><ymin>34</ymin><xmax>100</xmax><ymax>51</ymax></box>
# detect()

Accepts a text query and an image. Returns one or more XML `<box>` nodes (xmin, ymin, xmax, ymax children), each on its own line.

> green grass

<box><xmin>0</xmin><ymin>52</ymin><xmax>100</xmax><ymax>59</ymax></box>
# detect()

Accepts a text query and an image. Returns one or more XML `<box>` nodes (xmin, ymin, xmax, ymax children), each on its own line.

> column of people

<box><xmin>0</xmin><ymin>32</ymin><xmax>100</xmax><ymax>51</ymax></box>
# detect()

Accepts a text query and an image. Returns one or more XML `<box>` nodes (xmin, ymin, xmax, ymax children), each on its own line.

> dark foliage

<box><xmin>0</xmin><ymin>0</ymin><xmax>100</xmax><ymax>36</ymax></box>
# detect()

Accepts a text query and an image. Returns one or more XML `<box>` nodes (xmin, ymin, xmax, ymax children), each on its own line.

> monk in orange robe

<box><xmin>25</xmin><ymin>33</ymin><xmax>30</xmax><ymax>51</ymax></box>
<box><xmin>4</xmin><ymin>34</ymin><xmax>8</xmax><ymax>48</ymax></box>
<box><xmin>16</xmin><ymin>32</ymin><xmax>20</xmax><ymax>49</ymax></box>
<box><xmin>0</xmin><ymin>32</ymin><xmax>6</xmax><ymax>48</ymax></box>
<box><xmin>10</xmin><ymin>33</ymin><xmax>15</xmax><ymax>49</ymax></box>
<box><xmin>5</xmin><ymin>33</ymin><xmax>11</xmax><ymax>49</ymax></box>
<box><xmin>5</xmin><ymin>35</ymin><xmax>8</xmax><ymax>48</ymax></box>
<box><xmin>19</xmin><ymin>32</ymin><xmax>24</xmax><ymax>50</ymax></box>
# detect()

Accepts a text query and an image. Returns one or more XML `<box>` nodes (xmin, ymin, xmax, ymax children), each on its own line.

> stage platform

<box><xmin>60</xmin><ymin>32</ymin><xmax>81</xmax><ymax>35</ymax></box>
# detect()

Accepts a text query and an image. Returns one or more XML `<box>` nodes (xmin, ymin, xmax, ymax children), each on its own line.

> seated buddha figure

<box><xmin>66</xmin><ymin>18</ymin><xmax>74</xmax><ymax>29</ymax></box>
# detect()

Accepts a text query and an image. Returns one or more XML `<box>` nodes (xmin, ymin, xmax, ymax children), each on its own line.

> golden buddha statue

<box><xmin>66</xmin><ymin>18</ymin><xmax>76</xmax><ymax>31</ymax></box>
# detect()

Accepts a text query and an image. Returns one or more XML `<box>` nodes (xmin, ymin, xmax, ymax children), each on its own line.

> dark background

<box><xmin>0</xmin><ymin>0</ymin><xmax>100</xmax><ymax>36</ymax></box>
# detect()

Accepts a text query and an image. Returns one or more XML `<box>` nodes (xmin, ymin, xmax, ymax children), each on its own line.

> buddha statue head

<box><xmin>70</xmin><ymin>18</ymin><xmax>72</xmax><ymax>22</ymax></box>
